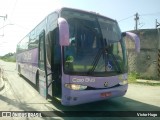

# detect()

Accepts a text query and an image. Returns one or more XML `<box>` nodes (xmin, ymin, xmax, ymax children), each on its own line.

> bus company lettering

<box><xmin>24</xmin><ymin>52</ymin><xmax>32</xmax><ymax>61</ymax></box>
<box><xmin>72</xmin><ymin>78</ymin><xmax>95</xmax><ymax>83</ymax></box>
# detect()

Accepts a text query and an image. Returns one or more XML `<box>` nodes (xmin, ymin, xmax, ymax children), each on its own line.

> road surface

<box><xmin>0</xmin><ymin>60</ymin><xmax>160</xmax><ymax>120</ymax></box>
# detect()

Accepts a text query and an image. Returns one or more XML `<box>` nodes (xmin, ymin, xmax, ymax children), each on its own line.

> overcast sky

<box><xmin>0</xmin><ymin>0</ymin><xmax>160</xmax><ymax>55</ymax></box>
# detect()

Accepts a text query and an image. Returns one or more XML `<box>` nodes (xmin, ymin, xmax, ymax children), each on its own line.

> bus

<box><xmin>16</xmin><ymin>7</ymin><xmax>140</xmax><ymax>106</ymax></box>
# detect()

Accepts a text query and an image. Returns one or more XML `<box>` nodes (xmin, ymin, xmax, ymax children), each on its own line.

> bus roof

<box><xmin>17</xmin><ymin>7</ymin><xmax>118</xmax><ymax>45</ymax></box>
<box><xmin>56</xmin><ymin>7</ymin><xmax>117</xmax><ymax>23</ymax></box>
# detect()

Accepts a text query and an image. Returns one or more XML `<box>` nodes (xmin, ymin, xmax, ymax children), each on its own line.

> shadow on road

<box><xmin>47</xmin><ymin>96</ymin><xmax>160</xmax><ymax>117</ymax></box>
<box><xmin>0</xmin><ymin>95</ymin><xmax>37</xmax><ymax>111</ymax></box>
<box><xmin>0</xmin><ymin>87</ymin><xmax>159</xmax><ymax>120</ymax></box>
<box><xmin>12</xmin><ymin>74</ymin><xmax>160</xmax><ymax>118</ymax></box>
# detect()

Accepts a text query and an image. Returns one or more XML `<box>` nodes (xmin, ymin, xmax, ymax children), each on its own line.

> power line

<box><xmin>118</xmin><ymin>15</ymin><xmax>134</xmax><ymax>22</ymax></box>
<box><xmin>140</xmin><ymin>12</ymin><xmax>160</xmax><ymax>16</ymax></box>
<box><xmin>0</xmin><ymin>24</ymin><xmax>14</xmax><ymax>30</ymax></box>
<box><xmin>118</xmin><ymin>12</ymin><xmax>160</xmax><ymax>23</ymax></box>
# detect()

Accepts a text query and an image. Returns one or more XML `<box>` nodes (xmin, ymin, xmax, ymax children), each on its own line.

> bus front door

<box><xmin>38</xmin><ymin>30</ymin><xmax>48</xmax><ymax>98</ymax></box>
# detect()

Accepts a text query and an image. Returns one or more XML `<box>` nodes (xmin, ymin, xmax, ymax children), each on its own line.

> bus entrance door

<box><xmin>38</xmin><ymin>30</ymin><xmax>48</xmax><ymax>98</ymax></box>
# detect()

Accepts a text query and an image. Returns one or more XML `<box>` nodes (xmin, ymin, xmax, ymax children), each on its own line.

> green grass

<box><xmin>0</xmin><ymin>57</ymin><xmax>16</xmax><ymax>62</ymax></box>
<box><xmin>128</xmin><ymin>72</ymin><xmax>139</xmax><ymax>83</ymax></box>
<box><xmin>0</xmin><ymin>53</ymin><xmax>16</xmax><ymax>62</ymax></box>
<box><xmin>128</xmin><ymin>72</ymin><xmax>160</xmax><ymax>86</ymax></box>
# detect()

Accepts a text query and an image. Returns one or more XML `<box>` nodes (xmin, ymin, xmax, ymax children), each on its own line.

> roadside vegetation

<box><xmin>128</xmin><ymin>72</ymin><xmax>139</xmax><ymax>83</ymax></box>
<box><xmin>0</xmin><ymin>52</ymin><xmax>16</xmax><ymax>62</ymax></box>
<box><xmin>128</xmin><ymin>72</ymin><xmax>160</xmax><ymax>86</ymax></box>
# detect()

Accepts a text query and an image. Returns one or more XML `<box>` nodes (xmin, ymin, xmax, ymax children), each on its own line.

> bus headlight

<box><xmin>119</xmin><ymin>80</ymin><xmax>128</xmax><ymax>85</ymax></box>
<box><xmin>65</xmin><ymin>84</ymin><xmax>87</xmax><ymax>90</ymax></box>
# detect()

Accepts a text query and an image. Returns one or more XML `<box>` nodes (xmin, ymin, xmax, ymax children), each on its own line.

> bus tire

<box><xmin>18</xmin><ymin>65</ymin><xmax>22</xmax><ymax>77</ymax></box>
<box><xmin>36</xmin><ymin>71</ymin><xmax>40</xmax><ymax>92</ymax></box>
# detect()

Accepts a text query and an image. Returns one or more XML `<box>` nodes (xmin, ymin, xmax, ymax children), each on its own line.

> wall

<box><xmin>125</xmin><ymin>29</ymin><xmax>160</xmax><ymax>80</ymax></box>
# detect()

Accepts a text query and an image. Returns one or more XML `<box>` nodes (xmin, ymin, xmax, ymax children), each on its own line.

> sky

<box><xmin>0</xmin><ymin>0</ymin><xmax>160</xmax><ymax>55</ymax></box>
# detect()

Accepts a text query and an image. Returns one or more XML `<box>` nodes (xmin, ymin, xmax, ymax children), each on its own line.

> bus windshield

<box><xmin>61</xmin><ymin>9</ymin><xmax>127</xmax><ymax>76</ymax></box>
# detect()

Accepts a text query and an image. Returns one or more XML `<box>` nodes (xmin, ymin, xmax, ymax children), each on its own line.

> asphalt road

<box><xmin>0</xmin><ymin>60</ymin><xmax>160</xmax><ymax>120</ymax></box>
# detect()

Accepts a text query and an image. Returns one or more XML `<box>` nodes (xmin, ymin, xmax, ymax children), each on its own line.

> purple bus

<box><xmin>16</xmin><ymin>7</ymin><xmax>140</xmax><ymax>106</ymax></box>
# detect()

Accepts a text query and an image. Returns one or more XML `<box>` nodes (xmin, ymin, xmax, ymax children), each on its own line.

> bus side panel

<box><xmin>30</xmin><ymin>48</ymin><xmax>39</xmax><ymax>84</ymax></box>
<box><xmin>17</xmin><ymin>48</ymin><xmax>38</xmax><ymax>84</ymax></box>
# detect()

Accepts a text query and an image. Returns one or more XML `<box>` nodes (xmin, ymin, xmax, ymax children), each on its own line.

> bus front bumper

<box><xmin>61</xmin><ymin>84</ymin><xmax>128</xmax><ymax>106</ymax></box>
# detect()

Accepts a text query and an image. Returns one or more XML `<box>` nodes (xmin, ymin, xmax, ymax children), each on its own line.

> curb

<box><xmin>136</xmin><ymin>79</ymin><xmax>160</xmax><ymax>84</ymax></box>
<box><xmin>0</xmin><ymin>68</ymin><xmax>5</xmax><ymax>91</ymax></box>
<box><xmin>0</xmin><ymin>77</ymin><xmax>5</xmax><ymax>91</ymax></box>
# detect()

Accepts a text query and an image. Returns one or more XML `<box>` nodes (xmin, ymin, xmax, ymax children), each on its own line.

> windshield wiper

<box><xmin>87</xmin><ymin>48</ymin><xmax>104</xmax><ymax>75</ymax></box>
<box><xmin>87</xmin><ymin>17</ymin><xmax>109</xmax><ymax>75</ymax></box>
<box><xmin>87</xmin><ymin>46</ymin><xmax>122</xmax><ymax>75</ymax></box>
<box><xmin>108</xmin><ymin>52</ymin><xmax>122</xmax><ymax>73</ymax></box>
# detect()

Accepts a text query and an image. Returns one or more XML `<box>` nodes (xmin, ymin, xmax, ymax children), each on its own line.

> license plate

<box><xmin>100</xmin><ymin>92</ymin><xmax>112</xmax><ymax>98</ymax></box>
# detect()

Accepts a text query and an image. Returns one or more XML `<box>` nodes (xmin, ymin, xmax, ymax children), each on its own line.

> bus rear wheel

<box><xmin>36</xmin><ymin>72</ymin><xmax>40</xmax><ymax>92</ymax></box>
<box><xmin>18</xmin><ymin>65</ymin><xmax>22</xmax><ymax>76</ymax></box>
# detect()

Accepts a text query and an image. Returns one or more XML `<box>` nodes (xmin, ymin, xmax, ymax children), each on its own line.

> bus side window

<box><xmin>39</xmin><ymin>30</ymin><xmax>45</xmax><ymax>70</ymax></box>
<box><xmin>46</xmin><ymin>31</ymin><xmax>53</xmax><ymax>68</ymax></box>
<box><xmin>28</xmin><ymin>29</ymin><xmax>38</xmax><ymax>49</ymax></box>
<box><xmin>19</xmin><ymin>35</ymin><xmax>29</xmax><ymax>52</ymax></box>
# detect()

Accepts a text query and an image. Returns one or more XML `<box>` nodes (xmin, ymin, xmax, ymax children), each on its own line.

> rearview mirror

<box><xmin>58</xmin><ymin>17</ymin><xmax>70</xmax><ymax>46</ymax></box>
<box><xmin>122</xmin><ymin>32</ymin><xmax>140</xmax><ymax>53</ymax></box>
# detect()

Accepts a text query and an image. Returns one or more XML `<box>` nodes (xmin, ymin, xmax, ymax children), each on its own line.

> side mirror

<box><xmin>58</xmin><ymin>17</ymin><xmax>70</xmax><ymax>46</ymax></box>
<box><xmin>122</xmin><ymin>32</ymin><xmax>140</xmax><ymax>53</ymax></box>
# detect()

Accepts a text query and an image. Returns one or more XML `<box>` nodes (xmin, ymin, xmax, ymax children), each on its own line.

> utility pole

<box><xmin>0</xmin><ymin>15</ymin><xmax>7</xmax><ymax>20</ymax></box>
<box><xmin>156</xmin><ymin>19</ymin><xmax>160</xmax><ymax>28</ymax></box>
<box><xmin>134</xmin><ymin>13</ymin><xmax>139</xmax><ymax>30</ymax></box>
<box><xmin>0</xmin><ymin>14</ymin><xmax>7</xmax><ymax>36</ymax></box>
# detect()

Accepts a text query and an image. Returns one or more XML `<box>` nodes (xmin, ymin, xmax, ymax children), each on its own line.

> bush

<box><xmin>128</xmin><ymin>72</ymin><xmax>140</xmax><ymax>83</ymax></box>
<box><xmin>0</xmin><ymin>53</ymin><xmax>16</xmax><ymax>62</ymax></box>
